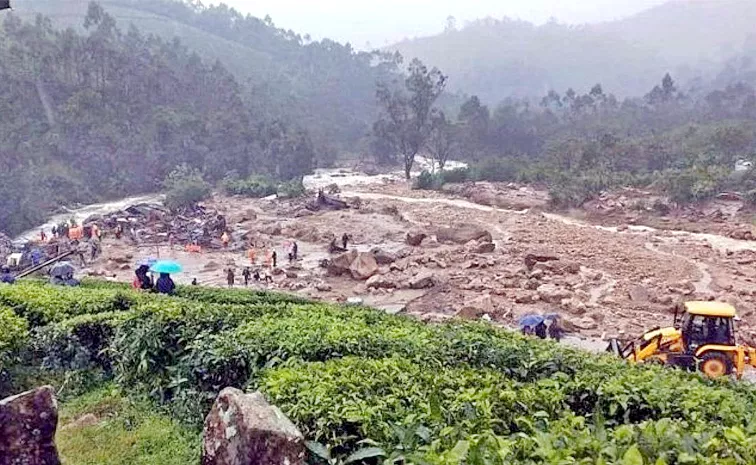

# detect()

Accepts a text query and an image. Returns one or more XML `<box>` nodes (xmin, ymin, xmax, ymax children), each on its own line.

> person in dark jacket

<box><xmin>156</xmin><ymin>273</ymin><xmax>175</xmax><ymax>295</ymax></box>
<box><xmin>242</xmin><ymin>267</ymin><xmax>251</xmax><ymax>286</ymax></box>
<box><xmin>0</xmin><ymin>266</ymin><xmax>15</xmax><ymax>284</ymax></box>
<box><xmin>134</xmin><ymin>265</ymin><xmax>152</xmax><ymax>290</ymax></box>
<box><xmin>342</xmin><ymin>233</ymin><xmax>349</xmax><ymax>249</ymax></box>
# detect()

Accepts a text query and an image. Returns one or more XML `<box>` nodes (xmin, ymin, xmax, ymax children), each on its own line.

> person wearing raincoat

<box><xmin>156</xmin><ymin>273</ymin><xmax>176</xmax><ymax>295</ymax></box>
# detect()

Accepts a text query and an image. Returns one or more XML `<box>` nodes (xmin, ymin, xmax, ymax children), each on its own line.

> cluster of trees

<box><xmin>382</xmin><ymin>71</ymin><xmax>756</xmax><ymax>207</ymax></box>
<box><xmin>0</xmin><ymin>3</ymin><xmax>317</xmax><ymax>235</ymax></box>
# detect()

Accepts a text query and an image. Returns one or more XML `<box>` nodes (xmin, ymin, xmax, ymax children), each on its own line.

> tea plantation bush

<box><xmin>4</xmin><ymin>282</ymin><xmax>756</xmax><ymax>464</ymax></box>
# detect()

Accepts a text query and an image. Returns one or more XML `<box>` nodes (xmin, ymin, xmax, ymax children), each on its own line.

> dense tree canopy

<box><xmin>0</xmin><ymin>4</ymin><xmax>315</xmax><ymax>235</ymax></box>
<box><xmin>412</xmin><ymin>72</ymin><xmax>756</xmax><ymax>208</ymax></box>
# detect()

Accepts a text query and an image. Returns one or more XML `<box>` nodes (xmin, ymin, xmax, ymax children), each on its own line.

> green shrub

<box><xmin>223</xmin><ymin>175</ymin><xmax>278</xmax><ymax>198</ymax></box>
<box><xmin>0</xmin><ymin>306</ymin><xmax>29</xmax><ymax>370</ymax></box>
<box><xmin>0</xmin><ymin>283</ymin><xmax>136</xmax><ymax>327</ymax></box>
<box><xmin>8</xmin><ymin>281</ymin><xmax>756</xmax><ymax>464</ymax></box>
<box><xmin>163</xmin><ymin>164</ymin><xmax>211</xmax><ymax>211</ymax></box>
<box><xmin>260</xmin><ymin>357</ymin><xmax>565</xmax><ymax>454</ymax></box>
<box><xmin>277</xmin><ymin>180</ymin><xmax>306</xmax><ymax>199</ymax></box>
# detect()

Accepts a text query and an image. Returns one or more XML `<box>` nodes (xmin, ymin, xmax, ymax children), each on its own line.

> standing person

<box><xmin>292</xmin><ymin>241</ymin><xmax>298</xmax><ymax>260</ymax></box>
<box><xmin>40</xmin><ymin>229</ymin><xmax>47</xmax><ymax>242</ymax></box>
<box><xmin>115</xmin><ymin>224</ymin><xmax>123</xmax><ymax>239</ymax></box>
<box><xmin>1</xmin><ymin>266</ymin><xmax>15</xmax><ymax>284</ymax></box>
<box><xmin>342</xmin><ymin>233</ymin><xmax>349</xmax><ymax>249</ymax></box>
<box><xmin>51</xmin><ymin>225</ymin><xmax>57</xmax><ymax>239</ymax></box>
<box><xmin>271</xmin><ymin>250</ymin><xmax>277</xmax><ymax>268</ymax></box>
<box><xmin>89</xmin><ymin>240</ymin><xmax>98</xmax><ymax>261</ymax></box>
<box><xmin>221</xmin><ymin>231</ymin><xmax>230</xmax><ymax>248</ymax></box>
<box><xmin>242</xmin><ymin>267</ymin><xmax>251</xmax><ymax>286</ymax></box>
<box><xmin>247</xmin><ymin>247</ymin><xmax>256</xmax><ymax>265</ymax></box>
<box><xmin>226</xmin><ymin>268</ymin><xmax>235</xmax><ymax>287</ymax></box>
<box><xmin>191</xmin><ymin>278</ymin><xmax>198</xmax><ymax>286</ymax></box>
<box><xmin>156</xmin><ymin>273</ymin><xmax>175</xmax><ymax>295</ymax></box>
<box><xmin>91</xmin><ymin>223</ymin><xmax>101</xmax><ymax>240</ymax></box>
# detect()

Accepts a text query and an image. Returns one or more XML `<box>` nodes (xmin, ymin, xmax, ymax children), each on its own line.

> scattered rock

<box><xmin>315</xmin><ymin>283</ymin><xmax>332</xmax><ymax>292</ymax></box>
<box><xmin>349</xmin><ymin>253</ymin><xmax>379</xmax><ymax>280</ymax></box>
<box><xmin>371</xmin><ymin>249</ymin><xmax>397</xmax><ymax>265</ymax></box>
<box><xmin>456</xmin><ymin>294</ymin><xmax>494</xmax><ymax>320</ymax></box>
<box><xmin>409</xmin><ymin>272</ymin><xmax>436</xmax><ymax>290</ymax></box>
<box><xmin>513</xmin><ymin>290</ymin><xmax>539</xmax><ymax>304</ymax></box>
<box><xmin>293</xmin><ymin>209</ymin><xmax>314</xmax><ymax>218</ymax></box>
<box><xmin>204</xmin><ymin>261</ymin><xmax>221</xmax><ymax>271</ymax></box>
<box><xmin>366</xmin><ymin>274</ymin><xmax>397</xmax><ymax>289</ymax></box>
<box><xmin>524</xmin><ymin>250</ymin><xmax>559</xmax><ymax>270</ymax></box>
<box><xmin>0</xmin><ymin>386</ymin><xmax>61</xmax><ymax>465</ymax></box>
<box><xmin>628</xmin><ymin>285</ymin><xmax>650</xmax><ymax>303</ymax></box>
<box><xmin>537</xmin><ymin>284</ymin><xmax>573</xmax><ymax>304</ymax></box>
<box><xmin>406</xmin><ymin>232</ymin><xmax>427</xmax><ymax>246</ymax></box>
<box><xmin>285</xmin><ymin>270</ymin><xmax>298</xmax><ymax>279</ymax></box>
<box><xmin>202</xmin><ymin>388</ymin><xmax>305</xmax><ymax>465</ymax></box>
<box><xmin>471</xmin><ymin>241</ymin><xmax>496</xmax><ymax>254</ymax></box>
<box><xmin>436</xmin><ymin>226</ymin><xmax>492</xmax><ymax>245</ymax></box>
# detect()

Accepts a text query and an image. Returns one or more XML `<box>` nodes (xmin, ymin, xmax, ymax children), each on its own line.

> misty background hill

<box><xmin>10</xmin><ymin>0</ymin><xmax>401</xmax><ymax>152</ymax></box>
<box><xmin>389</xmin><ymin>0</ymin><xmax>756</xmax><ymax>101</ymax></box>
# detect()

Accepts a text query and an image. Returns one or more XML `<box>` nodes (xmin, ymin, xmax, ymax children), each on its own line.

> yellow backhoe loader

<box><xmin>608</xmin><ymin>301</ymin><xmax>756</xmax><ymax>379</ymax></box>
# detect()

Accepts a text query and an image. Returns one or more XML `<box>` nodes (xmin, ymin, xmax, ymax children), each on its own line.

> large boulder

<box><xmin>436</xmin><ymin>226</ymin><xmax>492</xmax><ymax>244</ymax></box>
<box><xmin>327</xmin><ymin>250</ymin><xmax>358</xmax><ymax>277</ymax></box>
<box><xmin>203</xmin><ymin>388</ymin><xmax>305</xmax><ymax>465</ymax></box>
<box><xmin>349</xmin><ymin>253</ymin><xmax>379</xmax><ymax>280</ymax></box>
<box><xmin>409</xmin><ymin>272</ymin><xmax>436</xmax><ymax>290</ymax></box>
<box><xmin>371</xmin><ymin>248</ymin><xmax>397</xmax><ymax>265</ymax></box>
<box><xmin>0</xmin><ymin>386</ymin><xmax>61</xmax><ymax>465</ymax></box>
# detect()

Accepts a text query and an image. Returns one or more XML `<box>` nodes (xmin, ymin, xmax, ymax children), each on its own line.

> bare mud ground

<box><xmin>83</xmin><ymin>176</ymin><xmax>756</xmax><ymax>350</ymax></box>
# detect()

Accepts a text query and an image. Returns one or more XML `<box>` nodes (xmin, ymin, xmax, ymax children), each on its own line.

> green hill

<box><xmin>10</xmin><ymin>0</ymin><xmax>400</xmax><ymax>149</ymax></box>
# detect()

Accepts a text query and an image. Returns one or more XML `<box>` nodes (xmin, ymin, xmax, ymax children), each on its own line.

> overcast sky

<box><xmin>215</xmin><ymin>0</ymin><xmax>674</xmax><ymax>48</ymax></box>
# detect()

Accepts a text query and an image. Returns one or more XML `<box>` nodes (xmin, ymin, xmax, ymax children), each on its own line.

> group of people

<box><xmin>225</xmin><ymin>266</ymin><xmax>274</xmax><ymax>287</ymax></box>
<box><xmin>133</xmin><ymin>265</ymin><xmax>176</xmax><ymax>295</ymax></box>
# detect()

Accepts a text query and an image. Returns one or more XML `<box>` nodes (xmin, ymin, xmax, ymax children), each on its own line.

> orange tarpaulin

<box><xmin>185</xmin><ymin>244</ymin><xmax>202</xmax><ymax>253</ymax></box>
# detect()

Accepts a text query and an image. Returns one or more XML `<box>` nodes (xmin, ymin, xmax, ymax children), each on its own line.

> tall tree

<box><xmin>374</xmin><ymin>58</ymin><xmax>447</xmax><ymax>179</ymax></box>
<box><xmin>426</xmin><ymin>111</ymin><xmax>456</xmax><ymax>170</ymax></box>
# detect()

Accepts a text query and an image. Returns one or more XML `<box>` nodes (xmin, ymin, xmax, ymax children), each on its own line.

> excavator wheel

<box><xmin>699</xmin><ymin>352</ymin><xmax>733</xmax><ymax>378</ymax></box>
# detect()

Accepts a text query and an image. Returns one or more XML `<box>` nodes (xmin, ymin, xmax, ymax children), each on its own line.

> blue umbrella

<box><xmin>518</xmin><ymin>314</ymin><xmax>545</xmax><ymax>329</ymax></box>
<box><xmin>150</xmin><ymin>260</ymin><xmax>183</xmax><ymax>274</ymax></box>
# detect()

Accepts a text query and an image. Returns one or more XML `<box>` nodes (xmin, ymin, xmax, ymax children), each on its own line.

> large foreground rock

<box><xmin>0</xmin><ymin>386</ymin><xmax>60</xmax><ymax>465</ymax></box>
<box><xmin>203</xmin><ymin>388</ymin><xmax>305</xmax><ymax>465</ymax></box>
<box><xmin>327</xmin><ymin>250</ymin><xmax>358</xmax><ymax>277</ymax></box>
<box><xmin>436</xmin><ymin>226</ymin><xmax>492</xmax><ymax>244</ymax></box>
<box><xmin>349</xmin><ymin>252</ymin><xmax>379</xmax><ymax>280</ymax></box>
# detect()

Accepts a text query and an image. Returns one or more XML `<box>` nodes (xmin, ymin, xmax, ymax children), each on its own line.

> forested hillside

<box><xmin>11</xmin><ymin>0</ymin><xmax>402</xmax><ymax>151</ymax></box>
<box><xmin>390</xmin><ymin>0</ymin><xmax>756</xmax><ymax>102</ymax></box>
<box><xmin>0</xmin><ymin>3</ymin><xmax>323</xmax><ymax>235</ymax></box>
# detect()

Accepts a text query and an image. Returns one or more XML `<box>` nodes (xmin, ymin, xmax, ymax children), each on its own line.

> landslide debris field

<box><xmin>85</xmin><ymin>174</ymin><xmax>756</xmax><ymax>345</ymax></box>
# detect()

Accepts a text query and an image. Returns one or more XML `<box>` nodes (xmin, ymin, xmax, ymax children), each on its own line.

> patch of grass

<box><xmin>57</xmin><ymin>385</ymin><xmax>200</xmax><ymax>465</ymax></box>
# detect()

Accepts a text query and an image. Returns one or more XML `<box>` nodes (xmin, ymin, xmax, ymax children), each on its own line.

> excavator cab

<box><xmin>609</xmin><ymin>301</ymin><xmax>756</xmax><ymax>379</ymax></box>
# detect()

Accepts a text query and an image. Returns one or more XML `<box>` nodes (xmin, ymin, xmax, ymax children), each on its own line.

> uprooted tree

<box><xmin>374</xmin><ymin>59</ymin><xmax>447</xmax><ymax>179</ymax></box>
